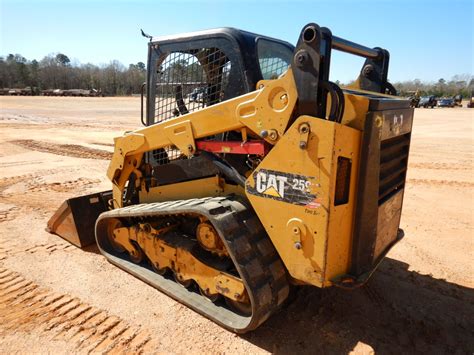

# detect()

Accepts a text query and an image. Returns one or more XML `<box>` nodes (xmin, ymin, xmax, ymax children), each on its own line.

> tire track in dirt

<box><xmin>0</xmin><ymin>173</ymin><xmax>39</xmax><ymax>195</ymax></box>
<box><xmin>0</xmin><ymin>167</ymin><xmax>83</xmax><ymax>195</ymax></box>
<box><xmin>406</xmin><ymin>178</ymin><xmax>474</xmax><ymax>188</ymax></box>
<box><xmin>0</xmin><ymin>238</ymin><xmax>76</xmax><ymax>261</ymax></box>
<box><xmin>0</xmin><ymin>268</ymin><xmax>161</xmax><ymax>353</ymax></box>
<box><xmin>10</xmin><ymin>139</ymin><xmax>112</xmax><ymax>160</ymax></box>
<box><xmin>25</xmin><ymin>177</ymin><xmax>101</xmax><ymax>194</ymax></box>
<box><xmin>0</xmin><ymin>161</ymin><xmax>44</xmax><ymax>167</ymax></box>
<box><xmin>0</xmin><ymin>116</ymin><xmax>131</xmax><ymax>131</ymax></box>
<box><xmin>0</xmin><ymin>206</ymin><xmax>21</xmax><ymax>225</ymax></box>
<box><xmin>91</xmin><ymin>142</ymin><xmax>115</xmax><ymax>147</ymax></box>
<box><xmin>409</xmin><ymin>162</ymin><xmax>472</xmax><ymax>170</ymax></box>
<box><xmin>0</xmin><ymin>173</ymin><xmax>102</xmax><ymax>219</ymax></box>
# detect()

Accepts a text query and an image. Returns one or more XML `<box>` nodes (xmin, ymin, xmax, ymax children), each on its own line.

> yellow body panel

<box><xmin>245</xmin><ymin>116</ymin><xmax>361</xmax><ymax>287</ymax></box>
<box><xmin>324</xmin><ymin>123</ymin><xmax>361</xmax><ymax>284</ymax></box>
<box><xmin>139</xmin><ymin>176</ymin><xmax>244</xmax><ymax>203</ymax></box>
<box><xmin>339</xmin><ymin>92</ymin><xmax>370</xmax><ymax>130</ymax></box>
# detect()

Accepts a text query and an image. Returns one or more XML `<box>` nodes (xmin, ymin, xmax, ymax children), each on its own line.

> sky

<box><xmin>1</xmin><ymin>0</ymin><xmax>473</xmax><ymax>83</ymax></box>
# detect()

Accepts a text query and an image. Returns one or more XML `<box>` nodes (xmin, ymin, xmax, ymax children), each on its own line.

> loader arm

<box><xmin>108</xmin><ymin>69</ymin><xmax>298</xmax><ymax>207</ymax></box>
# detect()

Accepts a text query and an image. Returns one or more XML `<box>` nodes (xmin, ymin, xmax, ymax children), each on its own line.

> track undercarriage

<box><xmin>95</xmin><ymin>196</ymin><xmax>289</xmax><ymax>333</ymax></box>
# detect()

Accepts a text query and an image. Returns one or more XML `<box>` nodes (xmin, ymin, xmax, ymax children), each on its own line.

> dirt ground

<box><xmin>0</xmin><ymin>96</ymin><xmax>472</xmax><ymax>354</ymax></box>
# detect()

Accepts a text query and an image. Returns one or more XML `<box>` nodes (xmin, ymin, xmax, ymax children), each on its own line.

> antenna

<box><xmin>140</xmin><ymin>29</ymin><xmax>153</xmax><ymax>42</ymax></box>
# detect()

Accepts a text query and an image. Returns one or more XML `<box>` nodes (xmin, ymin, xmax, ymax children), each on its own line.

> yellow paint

<box><xmin>324</xmin><ymin>123</ymin><xmax>361</xmax><ymax>284</ymax></box>
<box><xmin>245</xmin><ymin>116</ymin><xmax>360</xmax><ymax>287</ymax></box>
<box><xmin>112</xmin><ymin>223</ymin><xmax>247</xmax><ymax>302</ymax></box>
<box><xmin>139</xmin><ymin>176</ymin><xmax>244</xmax><ymax>203</ymax></box>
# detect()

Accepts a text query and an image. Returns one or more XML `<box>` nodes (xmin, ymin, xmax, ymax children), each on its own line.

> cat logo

<box><xmin>255</xmin><ymin>171</ymin><xmax>287</xmax><ymax>198</ymax></box>
<box><xmin>247</xmin><ymin>168</ymin><xmax>317</xmax><ymax>206</ymax></box>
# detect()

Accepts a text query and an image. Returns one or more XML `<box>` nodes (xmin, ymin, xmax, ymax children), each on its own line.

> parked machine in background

<box><xmin>47</xmin><ymin>23</ymin><xmax>414</xmax><ymax>333</ymax></box>
<box><xmin>0</xmin><ymin>87</ymin><xmax>39</xmax><ymax>96</ymax></box>
<box><xmin>438</xmin><ymin>98</ymin><xmax>455</xmax><ymax>108</ymax></box>
<box><xmin>419</xmin><ymin>95</ymin><xmax>437</xmax><ymax>108</ymax></box>
<box><xmin>405</xmin><ymin>90</ymin><xmax>420</xmax><ymax>108</ymax></box>
<box><xmin>453</xmin><ymin>94</ymin><xmax>463</xmax><ymax>107</ymax></box>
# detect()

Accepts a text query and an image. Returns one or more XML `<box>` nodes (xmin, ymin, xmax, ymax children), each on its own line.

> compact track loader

<box><xmin>48</xmin><ymin>23</ymin><xmax>414</xmax><ymax>333</ymax></box>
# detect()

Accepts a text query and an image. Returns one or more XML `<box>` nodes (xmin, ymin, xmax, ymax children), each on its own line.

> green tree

<box><xmin>55</xmin><ymin>53</ymin><xmax>70</xmax><ymax>66</ymax></box>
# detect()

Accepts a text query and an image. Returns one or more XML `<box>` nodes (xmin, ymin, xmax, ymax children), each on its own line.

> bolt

<box><xmin>299</xmin><ymin>123</ymin><xmax>310</xmax><ymax>134</ymax></box>
<box><xmin>294</xmin><ymin>242</ymin><xmax>302</xmax><ymax>250</ymax></box>
<box><xmin>259</xmin><ymin>84</ymin><xmax>264</xmax><ymax>89</ymax></box>
<box><xmin>260</xmin><ymin>130</ymin><xmax>269</xmax><ymax>138</ymax></box>
<box><xmin>299</xmin><ymin>141</ymin><xmax>307</xmax><ymax>149</ymax></box>
<box><xmin>362</xmin><ymin>64</ymin><xmax>374</xmax><ymax>77</ymax></box>
<box><xmin>268</xmin><ymin>130</ymin><xmax>278</xmax><ymax>141</ymax></box>
<box><xmin>280</xmin><ymin>94</ymin><xmax>288</xmax><ymax>104</ymax></box>
<box><xmin>187</xmin><ymin>144</ymin><xmax>194</xmax><ymax>153</ymax></box>
<box><xmin>295</xmin><ymin>50</ymin><xmax>309</xmax><ymax>68</ymax></box>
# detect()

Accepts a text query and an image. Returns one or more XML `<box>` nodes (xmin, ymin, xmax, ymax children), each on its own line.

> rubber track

<box><xmin>95</xmin><ymin>196</ymin><xmax>290</xmax><ymax>333</ymax></box>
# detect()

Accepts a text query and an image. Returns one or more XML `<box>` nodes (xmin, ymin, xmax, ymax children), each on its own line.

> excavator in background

<box><xmin>47</xmin><ymin>23</ymin><xmax>414</xmax><ymax>333</ymax></box>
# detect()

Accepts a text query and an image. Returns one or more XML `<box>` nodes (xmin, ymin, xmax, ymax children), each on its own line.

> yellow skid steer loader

<box><xmin>48</xmin><ymin>23</ymin><xmax>413</xmax><ymax>333</ymax></box>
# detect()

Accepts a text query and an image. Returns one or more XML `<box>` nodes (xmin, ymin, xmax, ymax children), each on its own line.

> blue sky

<box><xmin>1</xmin><ymin>0</ymin><xmax>472</xmax><ymax>83</ymax></box>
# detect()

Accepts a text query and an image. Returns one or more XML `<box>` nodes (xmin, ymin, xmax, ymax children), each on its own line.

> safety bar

<box><xmin>332</xmin><ymin>36</ymin><xmax>380</xmax><ymax>60</ymax></box>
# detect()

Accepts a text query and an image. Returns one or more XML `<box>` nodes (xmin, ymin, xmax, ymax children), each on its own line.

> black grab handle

<box><xmin>332</xmin><ymin>36</ymin><xmax>381</xmax><ymax>60</ymax></box>
<box><xmin>140</xmin><ymin>82</ymin><xmax>146</xmax><ymax>126</ymax></box>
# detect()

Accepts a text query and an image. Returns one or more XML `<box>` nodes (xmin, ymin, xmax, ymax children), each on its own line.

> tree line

<box><xmin>393</xmin><ymin>75</ymin><xmax>473</xmax><ymax>98</ymax></box>
<box><xmin>1</xmin><ymin>52</ymin><xmax>472</xmax><ymax>98</ymax></box>
<box><xmin>0</xmin><ymin>53</ymin><xmax>146</xmax><ymax>96</ymax></box>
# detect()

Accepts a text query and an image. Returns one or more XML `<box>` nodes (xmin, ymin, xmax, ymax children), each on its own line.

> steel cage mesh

<box><xmin>154</xmin><ymin>48</ymin><xmax>231</xmax><ymax>124</ymax></box>
<box><xmin>151</xmin><ymin>48</ymin><xmax>231</xmax><ymax>165</ymax></box>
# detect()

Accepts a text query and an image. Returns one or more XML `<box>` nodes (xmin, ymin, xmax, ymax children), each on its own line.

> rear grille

<box><xmin>378</xmin><ymin>133</ymin><xmax>410</xmax><ymax>204</ymax></box>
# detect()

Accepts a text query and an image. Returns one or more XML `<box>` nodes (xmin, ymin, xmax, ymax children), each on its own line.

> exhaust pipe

<box><xmin>47</xmin><ymin>191</ymin><xmax>112</xmax><ymax>248</ymax></box>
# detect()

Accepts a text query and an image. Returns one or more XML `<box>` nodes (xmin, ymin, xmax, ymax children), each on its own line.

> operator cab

<box><xmin>146</xmin><ymin>28</ymin><xmax>294</xmax><ymax>126</ymax></box>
